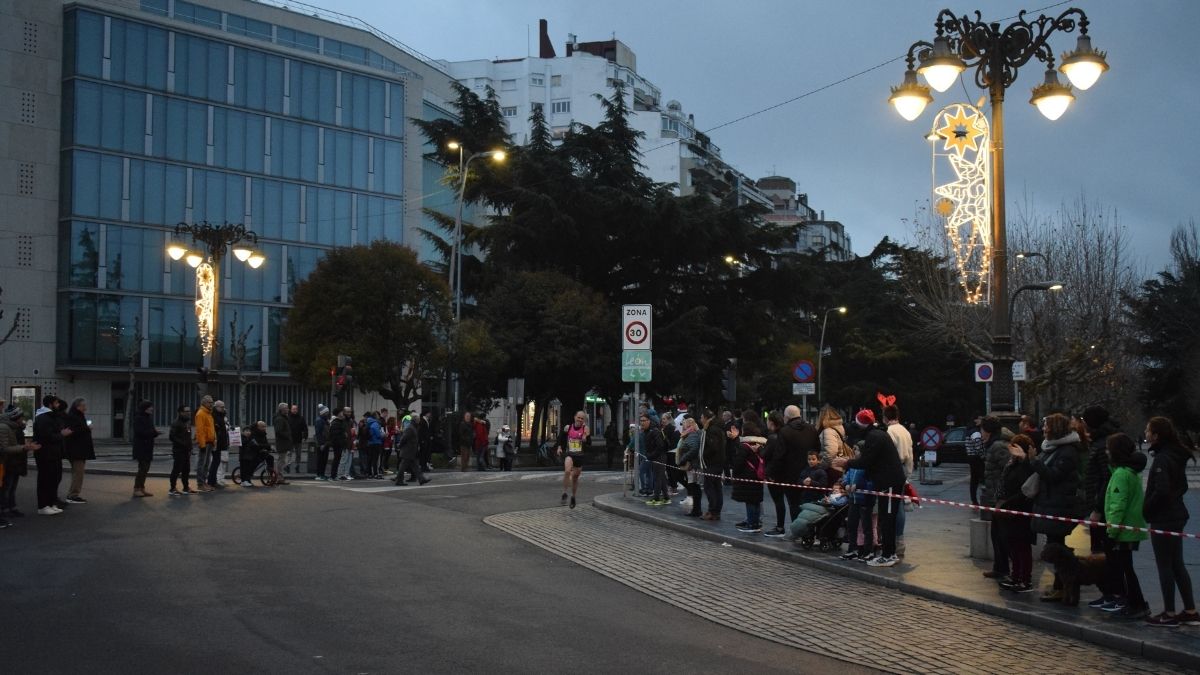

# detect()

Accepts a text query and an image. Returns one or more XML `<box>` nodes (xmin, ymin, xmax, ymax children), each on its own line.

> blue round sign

<box><xmin>977</xmin><ymin>364</ymin><xmax>993</xmax><ymax>381</ymax></box>
<box><xmin>792</xmin><ymin>360</ymin><xmax>815</xmax><ymax>383</ymax></box>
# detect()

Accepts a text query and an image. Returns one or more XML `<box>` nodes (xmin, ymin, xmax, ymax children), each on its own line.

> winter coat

<box><xmin>1084</xmin><ymin>421</ymin><xmax>1118</xmax><ymax>514</ymax></box>
<box><xmin>818</xmin><ymin>425</ymin><xmax>850</xmax><ymax>468</ymax></box>
<box><xmin>981</xmin><ymin>433</ymin><xmax>1012</xmax><ymax>507</ymax></box>
<box><xmin>886</xmin><ymin>422</ymin><xmax>914</xmax><ymax>479</ymax></box>
<box><xmin>844</xmin><ymin>426</ymin><xmax>905</xmax><ymax>492</ymax></box>
<box><xmin>700</xmin><ymin>422</ymin><xmax>726</xmax><ymax>470</ymax></box>
<box><xmin>273</xmin><ymin>412</ymin><xmax>293</xmax><ymax>452</ymax></box>
<box><xmin>246</xmin><ymin>429</ymin><xmax>272</xmax><ymax>460</ymax></box>
<box><xmin>131</xmin><ymin>411</ymin><xmax>159</xmax><ymax>462</ymax></box>
<box><xmin>642</xmin><ymin>426</ymin><xmax>667</xmax><ymax>462</ymax></box>
<box><xmin>777</xmin><ymin>417</ymin><xmax>819</xmax><ymax>483</ymax></box>
<box><xmin>996</xmin><ymin>458</ymin><xmax>1035</xmax><ymax>544</ymax></box>
<box><xmin>458</xmin><ymin>421</ymin><xmax>474</xmax><ymax>450</ymax></box>
<box><xmin>328</xmin><ymin>416</ymin><xmax>349</xmax><ymax>450</ymax></box>
<box><xmin>1030</xmin><ymin>432</ymin><xmax>1082</xmax><ymax>536</ymax></box>
<box><xmin>397</xmin><ymin>424</ymin><xmax>419</xmax><ymax>460</ymax></box>
<box><xmin>62</xmin><ymin>408</ymin><xmax>96</xmax><ymax>461</ymax></box>
<box><xmin>288</xmin><ymin>413</ymin><xmax>308</xmax><ymax>449</ymax></box>
<box><xmin>314</xmin><ymin>414</ymin><xmax>330</xmax><ymax>446</ymax></box>
<box><xmin>760</xmin><ymin>432</ymin><xmax>785</xmax><ymax>480</ymax></box>
<box><xmin>366</xmin><ymin>416</ymin><xmax>383</xmax><ymax>446</ymax></box>
<box><xmin>32</xmin><ymin>410</ymin><xmax>65</xmax><ymax>462</ymax></box>
<box><xmin>798</xmin><ymin>465</ymin><xmax>829</xmax><ymax>503</ymax></box>
<box><xmin>0</xmin><ymin>418</ymin><xmax>29</xmax><ymax>476</ymax></box>
<box><xmin>1143</xmin><ymin>442</ymin><xmax>1193</xmax><ymax>525</ymax></box>
<box><xmin>168</xmin><ymin>416</ymin><xmax>192</xmax><ymax>453</ymax></box>
<box><xmin>213</xmin><ymin>409</ymin><xmax>230</xmax><ymax>452</ymax></box>
<box><xmin>731</xmin><ymin>443</ymin><xmax>764</xmax><ymax>504</ymax></box>
<box><xmin>1105</xmin><ymin>453</ymin><xmax>1149</xmax><ymax>543</ymax></box>
<box><xmin>194</xmin><ymin>405</ymin><xmax>216</xmax><ymax>448</ymax></box>
<box><xmin>676</xmin><ymin>431</ymin><xmax>701</xmax><ymax>470</ymax></box>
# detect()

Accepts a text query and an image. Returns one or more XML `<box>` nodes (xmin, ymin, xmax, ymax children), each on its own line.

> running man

<box><xmin>557</xmin><ymin>410</ymin><xmax>590</xmax><ymax>509</ymax></box>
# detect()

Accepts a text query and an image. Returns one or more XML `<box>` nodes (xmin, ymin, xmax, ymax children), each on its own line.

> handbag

<box><xmin>1021</xmin><ymin>472</ymin><xmax>1040</xmax><ymax>499</ymax></box>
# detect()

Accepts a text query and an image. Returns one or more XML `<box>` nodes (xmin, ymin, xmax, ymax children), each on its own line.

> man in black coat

<box><xmin>288</xmin><ymin>404</ymin><xmax>308</xmax><ymax>473</ymax></box>
<box><xmin>394</xmin><ymin>420</ymin><xmax>429</xmax><ymax>486</ymax></box>
<box><xmin>845</xmin><ymin>409</ymin><xmax>906</xmax><ymax>567</ymax></box>
<box><xmin>777</xmin><ymin>405</ymin><xmax>820</xmax><ymax>523</ymax></box>
<box><xmin>131</xmin><ymin>400</ymin><xmax>159</xmax><ymax>498</ymax></box>
<box><xmin>208</xmin><ymin>400</ymin><xmax>230</xmax><ymax>488</ymax></box>
<box><xmin>328</xmin><ymin>407</ymin><xmax>351</xmax><ymax>481</ymax></box>
<box><xmin>32</xmin><ymin>396</ymin><xmax>70</xmax><ymax>513</ymax></box>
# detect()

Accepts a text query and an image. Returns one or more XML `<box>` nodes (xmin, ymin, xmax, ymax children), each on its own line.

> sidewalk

<box><xmin>594</xmin><ymin>466</ymin><xmax>1200</xmax><ymax>670</ymax></box>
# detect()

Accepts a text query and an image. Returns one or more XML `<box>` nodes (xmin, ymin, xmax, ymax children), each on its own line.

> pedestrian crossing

<box><xmin>295</xmin><ymin>469</ymin><xmax>628</xmax><ymax>494</ymax></box>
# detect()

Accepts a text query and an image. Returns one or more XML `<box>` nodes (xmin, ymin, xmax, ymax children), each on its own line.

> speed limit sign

<box><xmin>622</xmin><ymin>304</ymin><xmax>652</xmax><ymax>350</ymax></box>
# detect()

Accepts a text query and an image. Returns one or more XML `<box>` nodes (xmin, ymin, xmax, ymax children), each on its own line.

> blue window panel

<box><xmin>110</xmin><ymin>20</ymin><xmax>143</xmax><ymax>88</ymax></box>
<box><xmin>250</xmin><ymin>178</ymin><xmax>277</xmax><ymax>239</ymax></box>
<box><xmin>279</xmin><ymin>121</ymin><xmax>300</xmax><ymax>179</ymax></box>
<box><xmin>107</xmin><ymin>225</ymin><xmax>164</xmax><ymax>292</ymax></box>
<box><xmin>148</xmin><ymin>297</ymin><xmax>201</xmax><ymax>368</ymax></box>
<box><xmin>295</xmin><ymin>63</ymin><xmax>320</xmax><ymax>121</ymax></box>
<box><xmin>184</xmin><ymin>35</ymin><xmax>209</xmax><ymax>99</ymax></box>
<box><xmin>383</xmin><ymin>198</ymin><xmax>403</xmax><ymax>242</ymax></box>
<box><xmin>323</xmin><ymin>38</ymin><xmax>341</xmax><ymax>59</ymax></box>
<box><xmin>75</xmin><ymin>11</ymin><xmax>104</xmax><ymax>79</ymax></box>
<box><xmin>128</xmin><ymin>160</ymin><xmax>145</xmax><ymax>223</ymax></box>
<box><xmin>202</xmin><ymin>170</ymin><xmax>226</xmax><ymax>224</ymax></box>
<box><xmin>150</xmin><ymin>95</ymin><xmax>167</xmax><ymax>157</ymax></box>
<box><xmin>318</xmin><ymin>68</ymin><xmax>336</xmax><ymax>124</ymax></box>
<box><xmin>67</xmin><ymin>221</ymin><xmax>100</xmax><ymax>287</ymax></box>
<box><xmin>164</xmin><ymin>99</ymin><xmax>187</xmax><ymax>160</ymax></box>
<box><xmin>382</xmin><ymin>140</ymin><xmax>403</xmax><ymax>195</ymax></box>
<box><xmin>280</xmin><ymin>182</ymin><xmax>300</xmax><ymax>241</ymax></box>
<box><xmin>245</xmin><ymin>114</ymin><xmax>265</xmax><ymax>174</ymax></box>
<box><xmin>206</xmin><ymin>42</ymin><xmax>227</xmax><ymax>102</ymax></box>
<box><xmin>74</xmin><ymin>81</ymin><xmax>101</xmax><ymax>148</ymax></box>
<box><xmin>212</xmin><ymin>107</ymin><xmax>228</xmax><ymax>168</ymax></box>
<box><xmin>351</xmin><ymin>75</ymin><xmax>369</xmax><ymax>131</ymax></box>
<box><xmin>226</xmin><ymin>14</ymin><xmax>245</xmax><ymax>36</ymax></box>
<box><xmin>333</xmin><ymin>191</ymin><xmax>352</xmax><ymax>245</ymax></box>
<box><xmin>186</xmin><ymin>102</ymin><xmax>207</xmax><ymax>165</ymax></box>
<box><xmin>140</xmin><ymin>160</ymin><xmax>166</xmax><ymax>224</ymax></box>
<box><xmin>351</xmin><ymin>135</ymin><xmax>368</xmax><ymax>190</ymax></box>
<box><xmin>193</xmin><ymin>5</ymin><xmax>221</xmax><ymax>31</ymax></box>
<box><xmin>263</xmin><ymin>54</ymin><xmax>284</xmax><ymax>114</ymax></box>
<box><xmin>122</xmin><ymin>89</ymin><xmax>145</xmax><ymax>154</ymax></box>
<box><xmin>389</xmin><ymin>84</ymin><xmax>405</xmax><ymax>137</ymax></box>
<box><xmin>63</xmin><ymin>293</ymin><xmax>140</xmax><ymax>365</ymax></box>
<box><xmin>229</xmin><ymin>242</ymin><xmax>280</xmax><ymax>302</ymax></box>
<box><xmin>340</xmin><ymin>43</ymin><xmax>366</xmax><ymax>67</ymax></box>
<box><xmin>146</xmin><ymin>25</ymin><xmax>169</xmax><ymax>91</ymax></box>
<box><xmin>100</xmin><ymin>86</ymin><xmax>123</xmax><ymax>150</ymax></box>
<box><xmin>173</xmin><ymin>0</ymin><xmax>196</xmax><ymax>23</ymax></box>
<box><xmin>277</xmin><ymin>27</ymin><xmax>318</xmax><ymax>53</ymax></box>
<box><xmin>331</xmin><ymin>130</ymin><xmax>352</xmax><ymax>188</ymax></box>
<box><xmin>217</xmin><ymin>303</ymin><xmax>262</xmax><ymax>366</ymax></box>
<box><xmin>225</xmin><ymin>173</ymin><xmax>245</xmax><ymax>224</ymax></box>
<box><xmin>164</xmin><ymin>164</ymin><xmax>187</xmax><ymax>225</ymax></box>
<box><xmin>299</xmin><ymin>125</ymin><xmax>318</xmax><ymax>183</ymax></box>
<box><xmin>141</xmin><ymin>0</ymin><xmax>169</xmax><ymax>17</ymax></box>
<box><xmin>191</xmin><ymin>168</ymin><xmax>207</xmax><ymax>222</ymax></box>
<box><xmin>267</xmin><ymin>307</ymin><xmax>286</xmax><ymax>371</ymax></box>
<box><xmin>232</xmin><ymin>48</ymin><xmax>248</xmax><ymax>107</ymax></box>
<box><xmin>285</xmin><ymin>245</ymin><xmax>322</xmax><ymax>297</ymax></box>
<box><xmin>310</xmin><ymin>188</ymin><xmax>338</xmax><ymax>245</ymax></box>
<box><xmin>98</xmin><ymin>154</ymin><xmax>124</xmax><ymax>221</ymax></box>
<box><xmin>368</xmin><ymin>79</ymin><xmax>385</xmax><ymax>134</ymax></box>
<box><xmin>362</xmin><ymin>196</ymin><xmax>383</xmax><ymax>243</ymax></box>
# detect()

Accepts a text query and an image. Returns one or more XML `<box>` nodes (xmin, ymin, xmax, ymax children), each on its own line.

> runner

<box><xmin>557</xmin><ymin>411</ymin><xmax>590</xmax><ymax>509</ymax></box>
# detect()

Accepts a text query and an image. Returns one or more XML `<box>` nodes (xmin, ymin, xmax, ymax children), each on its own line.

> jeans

<box><xmin>702</xmin><ymin>474</ymin><xmax>723</xmax><ymax>516</ymax></box>
<box><xmin>316</xmin><ymin>444</ymin><xmax>330</xmax><ymax>477</ymax></box>
<box><xmin>767</xmin><ymin>484</ymin><xmax>787</xmax><ymax>529</ymax></box>
<box><xmin>170</xmin><ymin>449</ymin><xmax>191</xmax><ymax>490</ymax></box>
<box><xmin>638</xmin><ymin>457</ymin><xmax>654</xmax><ymax>493</ymax></box>
<box><xmin>195</xmin><ymin>444</ymin><xmax>213</xmax><ymax>487</ymax></box>
<box><xmin>1</xmin><ymin>471</ymin><xmax>19</xmax><ymax>510</ymax></box>
<box><xmin>134</xmin><ymin>459</ymin><xmax>151</xmax><ymax>490</ymax></box>
<box><xmin>67</xmin><ymin>459</ymin><xmax>86</xmax><ymax>497</ymax></box>
<box><xmin>1007</xmin><ymin>528</ymin><xmax>1033</xmax><ymax>584</ymax></box>
<box><xmin>990</xmin><ymin>513</ymin><xmax>1010</xmax><ymax>575</ymax></box>
<box><xmin>207</xmin><ymin>450</ymin><xmax>227</xmax><ymax>485</ymax></box>
<box><xmin>1110</xmin><ymin>544</ymin><xmax>1146</xmax><ymax>607</ymax></box>
<box><xmin>35</xmin><ymin>453</ymin><xmax>61</xmax><ymax>508</ymax></box>
<box><xmin>651</xmin><ymin>461</ymin><xmax>668</xmax><ymax>500</ymax></box>
<box><xmin>846</xmin><ymin>494</ymin><xmax>876</xmax><ymax>555</ymax></box>
<box><xmin>337</xmin><ymin>449</ymin><xmax>355</xmax><ymax>479</ymax></box>
<box><xmin>1151</xmin><ymin>521</ymin><xmax>1196</xmax><ymax>613</ymax></box>
<box><xmin>745</xmin><ymin>501</ymin><xmax>762</xmax><ymax>526</ymax></box>
<box><xmin>896</xmin><ymin>500</ymin><xmax>907</xmax><ymax>536</ymax></box>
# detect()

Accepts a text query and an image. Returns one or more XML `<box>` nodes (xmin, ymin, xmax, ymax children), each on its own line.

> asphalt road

<box><xmin>2</xmin><ymin>470</ymin><xmax>871</xmax><ymax>674</ymax></box>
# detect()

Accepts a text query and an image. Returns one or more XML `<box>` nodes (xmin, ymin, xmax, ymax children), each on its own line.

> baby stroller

<box><xmin>799</xmin><ymin>502</ymin><xmax>850</xmax><ymax>552</ymax></box>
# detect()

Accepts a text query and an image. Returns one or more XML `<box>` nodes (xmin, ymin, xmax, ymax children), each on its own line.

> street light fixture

<box><xmin>817</xmin><ymin>306</ymin><xmax>847</xmax><ymax>404</ymax></box>
<box><xmin>891</xmin><ymin>8</ymin><xmax>1106</xmax><ymax>415</ymax></box>
<box><xmin>165</xmin><ymin>220</ymin><xmax>263</xmax><ymax>359</ymax></box>
<box><xmin>446</xmin><ymin>141</ymin><xmax>506</xmax><ymax>412</ymax></box>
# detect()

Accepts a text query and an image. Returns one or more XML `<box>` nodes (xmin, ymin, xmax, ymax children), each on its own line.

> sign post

<box><xmin>622</xmin><ymin>305</ymin><xmax>652</xmax><ymax>496</ymax></box>
<box><xmin>918</xmin><ymin>425</ymin><xmax>944</xmax><ymax>485</ymax></box>
<box><xmin>791</xmin><ymin>360</ymin><xmax>815</xmax><ymax>421</ymax></box>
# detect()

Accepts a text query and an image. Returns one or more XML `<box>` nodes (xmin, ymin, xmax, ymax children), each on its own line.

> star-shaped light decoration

<box><xmin>936</xmin><ymin>107</ymin><xmax>986</xmax><ymax>155</ymax></box>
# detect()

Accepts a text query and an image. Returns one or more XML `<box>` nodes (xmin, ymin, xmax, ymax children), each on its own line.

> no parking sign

<box><xmin>974</xmin><ymin>362</ymin><xmax>994</xmax><ymax>383</ymax></box>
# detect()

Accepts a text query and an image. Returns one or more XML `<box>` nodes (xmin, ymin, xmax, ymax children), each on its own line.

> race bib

<box><xmin>568</xmin><ymin>437</ymin><xmax>583</xmax><ymax>453</ymax></box>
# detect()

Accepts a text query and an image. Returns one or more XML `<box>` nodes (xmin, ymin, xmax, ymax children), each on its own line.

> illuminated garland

<box><xmin>195</xmin><ymin>261</ymin><xmax>216</xmax><ymax>355</ymax></box>
<box><xmin>931</xmin><ymin>104</ymin><xmax>991</xmax><ymax>304</ymax></box>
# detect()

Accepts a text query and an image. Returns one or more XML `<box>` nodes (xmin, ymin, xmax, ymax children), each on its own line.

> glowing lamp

<box><xmin>918</xmin><ymin>37</ymin><xmax>966</xmax><ymax>93</ymax></box>
<box><xmin>232</xmin><ymin>244</ymin><xmax>253</xmax><ymax>262</ymax></box>
<box><xmin>1059</xmin><ymin>35</ymin><xmax>1108</xmax><ymax>91</ymax></box>
<box><xmin>889</xmin><ymin>70</ymin><xmax>933</xmax><ymax>121</ymax></box>
<box><xmin>1030</xmin><ymin>69</ymin><xmax>1074</xmax><ymax>121</ymax></box>
<box><xmin>167</xmin><ymin>243</ymin><xmax>188</xmax><ymax>260</ymax></box>
<box><xmin>247</xmin><ymin>251</ymin><xmax>266</xmax><ymax>269</ymax></box>
<box><xmin>185</xmin><ymin>252</ymin><xmax>204</xmax><ymax>268</ymax></box>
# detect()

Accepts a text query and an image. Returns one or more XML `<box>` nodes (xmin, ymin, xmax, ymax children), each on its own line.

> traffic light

<box><xmin>335</xmin><ymin>355</ymin><xmax>353</xmax><ymax>392</ymax></box>
<box><xmin>720</xmin><ymin>358</ymin><xmax>737</xmax><ymax>402</ymax></box>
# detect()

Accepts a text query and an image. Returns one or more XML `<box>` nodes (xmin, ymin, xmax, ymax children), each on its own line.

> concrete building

<box><xmin>443</xmin><ymin>21</ymin><xmax>771</xmax><ymax>209</ymax></box>
<box><xmin>0</xmin><ymin>0</ymin><xmax>463</xmax><ymax>436</ymax></box>
<box><xmin>756</xmin><ymin>175</ymin><xmax>853</xmax><ymax>261</ymax></box>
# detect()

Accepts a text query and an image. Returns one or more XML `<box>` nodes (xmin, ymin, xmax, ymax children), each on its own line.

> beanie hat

<box><xmin>854</xmin><ymin>409</ymin><xmax>876</xmax><ymax>427</ymax></box>
<box><xmin>317</xmin><ymin>404</ymin><xmax>330</xmax><ymax>415</ymax></box>
<box><xmin>4</xmin><ymin>405</ymin><xmax>23</xmax><ymax>421</ymax></box>
<box><xmin>1081</xmin><ymin>405</ymin><xmax>1109</xmax><ymax>430</ymax></box>
<box><xmin>980</xmin><ymin>416</ymin><xmax>1002</xmax><ymax>435</ymax></box>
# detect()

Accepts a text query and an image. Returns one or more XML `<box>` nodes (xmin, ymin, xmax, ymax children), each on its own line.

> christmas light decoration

<box><xmin>931</xmin><ymin>103</ymin><xmax>990</xmax><ymax>304</ymax></box>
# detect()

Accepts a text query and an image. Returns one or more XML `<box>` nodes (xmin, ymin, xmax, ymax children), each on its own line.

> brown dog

<box><xmin>1040</xmin><ymin>542</ymin><xmax>1106</xmax><ymax>606</ymax></box>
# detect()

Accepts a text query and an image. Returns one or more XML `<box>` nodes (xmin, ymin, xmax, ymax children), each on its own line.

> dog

<box><xmin>1039</xmin><ymin>542</ymin><xmax>1106</xmax><ymax>606</ymax></box>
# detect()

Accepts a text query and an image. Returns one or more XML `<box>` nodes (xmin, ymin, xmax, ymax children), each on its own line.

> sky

<box><xmin>318</xmin><ymin>0</ymin><xmax>1199</xmax><ymax>274</ymax></box>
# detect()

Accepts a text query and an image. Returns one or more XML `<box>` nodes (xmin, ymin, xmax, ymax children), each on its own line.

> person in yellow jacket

<box><xmin>1102</xmin><ymin>433</ymin><xmax>1149</xmax><ymax>618</ymax></box>
<box><xmin>193</xmin><ymin>395</ymin><xmax>217</xmax><ymax>493</ymax></box>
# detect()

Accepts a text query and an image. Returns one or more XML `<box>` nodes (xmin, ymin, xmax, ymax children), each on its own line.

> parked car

<box><xmin>932</xmin><ymin>426</ymin><xmax>970</xmax><ymax>465</ymax></box>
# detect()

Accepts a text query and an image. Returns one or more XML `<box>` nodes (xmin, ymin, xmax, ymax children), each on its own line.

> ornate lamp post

<box><xmin>166</xmin><ymin>221</ymin><xmax>264</xmax><ymax>366</ymax></box>
<box><xmin>445</xmin><ymin>141</ymin><xmax>505</xmax><ymax>412</ymax></box>
<box><xmin>889</xmin><ymin>8</ymin><xmax>1108</xmax><ymax>415</ymax></box>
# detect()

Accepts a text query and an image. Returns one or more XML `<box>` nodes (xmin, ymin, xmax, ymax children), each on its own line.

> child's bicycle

<box><xmin>230</xmin><ymin>453</ymin><xmax>287</xmax><ymax>487</ymax></box>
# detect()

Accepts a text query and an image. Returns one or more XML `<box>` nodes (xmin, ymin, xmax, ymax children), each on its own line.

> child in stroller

<box><xmin>790</xmin><ymin>482</ymin><xmax>850</xmax><ymax>550</ymax></box>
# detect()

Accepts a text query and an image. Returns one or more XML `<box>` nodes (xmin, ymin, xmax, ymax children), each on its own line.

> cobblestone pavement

<box><xmin>487</xmin><ymin>505</ymin><xmax>1185</xmax><ymax>675</ymax></box>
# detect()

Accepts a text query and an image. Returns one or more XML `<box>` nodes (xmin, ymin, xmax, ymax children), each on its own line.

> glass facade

<box><xmin>60</xmin><ymin>6</ymin><xmax>411</xmax><ymax>372</ymax></box>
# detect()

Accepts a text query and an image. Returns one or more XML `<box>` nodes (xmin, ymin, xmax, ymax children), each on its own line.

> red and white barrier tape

<box><xmin>632</xmin><ymin>454</ymin><xmax>1199</xmax><ymax>540</ymax></box>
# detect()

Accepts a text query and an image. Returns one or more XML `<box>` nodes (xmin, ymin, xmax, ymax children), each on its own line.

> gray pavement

<box><xmin>595</xmin><ymin>462</ymin><xmax>1200</xmax><ymax>670</ymax></box>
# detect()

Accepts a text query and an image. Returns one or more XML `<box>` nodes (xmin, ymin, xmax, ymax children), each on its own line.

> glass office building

<box><xmin>1</xmin><ymin>0</ymin><xmax>462</xmax><ymax>434</ymax></box>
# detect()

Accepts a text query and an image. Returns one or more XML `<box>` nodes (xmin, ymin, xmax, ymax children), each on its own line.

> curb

<box><xmin>593</xmin><ymin>493</ymin><xmax>1198</xmax><ymax>670</ymax></box>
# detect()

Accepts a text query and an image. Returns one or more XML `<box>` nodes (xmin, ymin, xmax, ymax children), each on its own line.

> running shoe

<box><xmin>1100</xmin><ymin>599</ymin><xmax>1127</xmax><ymax>613</ymax></box>
<box><xmin>1145</xmin><ymin>612</ymin><xmax>1180</xmax><ymax>627</ymax></box>
<box><xmin>37</xmin><ymin>506</ymin><xmax>61</xmax><ymax>515</ymax></box>
<box><xmin>1178</xmin><ymin>611</ymin><xmax>1200</xmax><ymax>626</ymax></box>
<box><xmin>763</xmin><ymin>527</ymin><xmax>787</xmax><ymax>538</ymax></box>
<box><xmin>1088</xmin><ymin>595</ymin><xmax>1115</xmax><ymax>609</ymax></box>
<box><xmin>736</xmin><ymin>523</ymin><xmax>763</xmax><ymax>533</ymax></box>
<box><xmin>570</xmin><ymin>496</ymin><xmax>577</xmax><ymax>509</ymax></box>
<box><xmin>168</xmin><ymin>489</ymin><xmax>181</xmax><ymax>496</ymax></box>
<box><xmin>867</xmin><ymin>555</ymin><xmax>899</xmax><ymax>567</ymax></box>
<box><xmin>241</xmin><ymin>481</ymin><xmax>253</xmax><ymax>487</ymax></box>
<box><xmin>66</xmin><ymin>496</ymin><xmax>87</xmax><ymax>504</ymax></box>
<box><xmin>561</xmin><ymin>493</ymin><xmax>569</xmax><ymax>506</ymax></box>
<box><xmin>839</xmin><ymin>551</ymin><xmax>859</xmax><ymax>561</ymax></box>
<box><xmin>734</xmin><ymin>521</ymin><xmax>749</xmax><ymax>529</ymax></box>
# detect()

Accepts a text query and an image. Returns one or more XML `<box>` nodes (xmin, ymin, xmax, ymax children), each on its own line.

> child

<box><xmin>789</xmin><ymin>482</ymin><xmax>848</xmax><ymax>541</ymax></box>
<box><xmin>732</xmin><ymin>436</ymin><xmax>767</xmax><ymax>533</ymax></box>
<box><xmin>798</xmin><ymin>449</ymin><xmax>829</xmax><ymax>503</ymax></box>
<box><xmin>1102</xmin><ymin>433</ymin><xmax>1150</xmax><ymax>618</ymax></box>
<box><xmin>997</xmin><ymin>434</ymin><xmax>1036</xmax><ymax>593</ymax></box>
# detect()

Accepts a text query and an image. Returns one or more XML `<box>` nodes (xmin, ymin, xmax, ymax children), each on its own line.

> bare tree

<box><xmin>229</xmin><ymin>314</ymin><xmax>255</xmax><ymax>428</ymax></box>
<box><xmin>122</xmin><ymin>316</ymin><xmax>146</xmax><ymax>442</ymax></box>
<box><xmin>0</xmin><ymin>286</ymin><xmax>20</xmax><ymax>347</ymax></box>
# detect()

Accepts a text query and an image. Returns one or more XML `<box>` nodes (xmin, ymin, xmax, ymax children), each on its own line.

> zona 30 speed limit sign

<box><xmin>622</xmin><ymin>304</ymin><xmax>652</xmax><ymax>350</ymax></box>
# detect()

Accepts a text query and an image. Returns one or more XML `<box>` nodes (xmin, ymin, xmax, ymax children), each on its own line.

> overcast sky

<box><xmin>323</xmin><ymin>0</ymin><xmax>1198</xmax><ymax>273</ymax></box>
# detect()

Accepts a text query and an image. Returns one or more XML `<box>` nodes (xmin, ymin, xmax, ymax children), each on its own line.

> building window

<box><xmin>551</xmin><ymin>100</ymin><xmax>570</xmax><ymax>114</ymax></box>
<box><xmin>530</xmin><ymin>74</ymin><xmax>544</xmax><ymax>86</ymax></box>
<box><xmin>550</xmin><ymin>74</ymin><xmax>562</xmax><ymax>87</ymax></box>
<box><xmin>531</xmin><ymin>102</ymin><xmax>543</xmax><ymax>112</ymax></box>
<box><xmin>502</xmin><ymin>106</ymin><xmax>517</xmax><ymax>118</ymax></box>
<box><xmin>500</xmin><ymin>79</ymin><xmax>516</xmax><ymax>91</ymax></box>
<box><xmin>811</xmin><ymin>235</ymin><xmax>826</xmax><ymax>246</ymax></box>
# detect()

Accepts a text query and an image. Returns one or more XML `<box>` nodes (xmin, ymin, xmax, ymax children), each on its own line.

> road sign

<box><xmin>974</xmin><ymin>362</ymin><xmax>994</xmax><ymax>382</ymax></box>
<box><xmin>919</xmin><ymin>426</ymin><xmax>944</xmax><ymax>450</ymax></box>
<box><xmin>791</xmin><ymin>360</ymin><xmax>815</xmax><ymax>383</ymax></box>
<box><xmin>622</xmin><ymin>304</ymin><xmax>652</xmax><ymax>350</ymax></box>
<box><xmin>1012</xmin><ymin>361</ymin><xmax>1027</xmax><ymax>381</ymax></box>
<box><xmin>622</xmin><ymin>350</ymin><xmax>652</xmax><ymax>382</ymax></box>
<box><xmin>792</xmin><ymin>382</ymin><xmax>815</xmax><ymax>396</ymax></box>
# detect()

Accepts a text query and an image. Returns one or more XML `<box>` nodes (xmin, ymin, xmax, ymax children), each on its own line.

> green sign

<box><xmin>622</xmin><ymin>350</ymin><xmax>652</xmax><ymax>383</ymax></box>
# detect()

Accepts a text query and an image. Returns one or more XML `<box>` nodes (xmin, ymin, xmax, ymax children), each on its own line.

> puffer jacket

<box><xmin>1084</xmin><ymin>420</ymin><xmax>1119</xmax><ymax>513</ymax></box>
<box><xmin>1030</xmin><ymin>432</ymin><xmax>1082</xmax><ymax>533</ymax></box>
<box><xmin>700</xmin><ymin>422</ymin><xmax>725</xmax><ymax>470</ymax></box>
<box><xmin>981</xmin><ymin>428</ymin><xmax>1014</xmax><ymax>507</ymax></box>
<box><xmin>676</xmin><ymin>431</ymin><xmax>701</xmax><ymax>469</ymax></box>
<box><xmin>1105</xmin><ymin>452</ymin><xmax>1149</xmax><ymax>543</ymax></box>
<box><xmin>1143</xmin><ymin>442</ymin><xmax>1193</xmax><ymax>525</ymax></box>
<box><xmin>777</xmin><ymin>417</ymin><xmax>819</xmax><ymax>483</ymax></box>
<box><xmin>1</xmin><ymin>418</ymin><xmax>29</xmax><ymax>475</ymax></box>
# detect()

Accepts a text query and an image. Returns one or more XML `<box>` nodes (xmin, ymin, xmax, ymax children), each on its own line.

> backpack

<box><xmin>746</xmin><ymin>454</ymin><xmax>765</xmax><ymax>482</ymax></box>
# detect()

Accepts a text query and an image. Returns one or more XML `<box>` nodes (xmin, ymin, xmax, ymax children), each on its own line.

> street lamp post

<box><xmin>166</xmin><ymin>220</ymin><xmax>264</xmax><ymax>370</ymax></box>
<box><xmin>1008</xmin><ymin>281</ymin><xmax>1065</xmax><ymax>334</ymax></box>
<box><xmin>817</xmin><ymin>306</ymin><xmax>847</xmax><ymax>404</ymax></box>
<box><xmin>446</xmin><ymin>142</ymin><xmax>505</xmax><ymax>412</ymax></box>
<box><xmin>890</xmin><ymin>8</ymin><xmax>1107</xmax><ymax>415</ymax></box>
